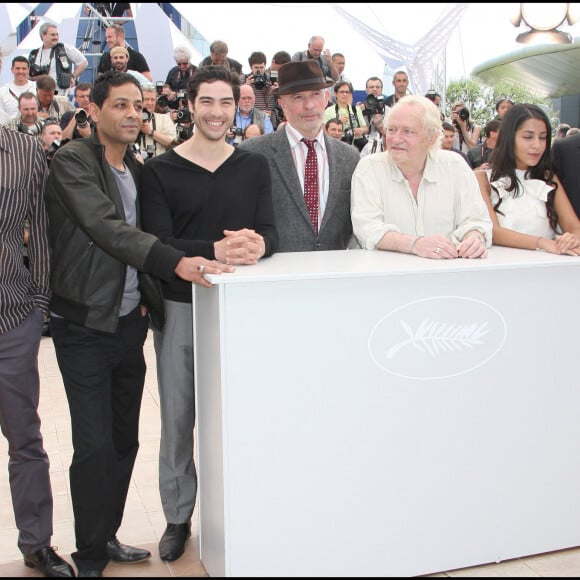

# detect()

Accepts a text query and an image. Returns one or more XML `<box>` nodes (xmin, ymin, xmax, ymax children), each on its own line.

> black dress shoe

<box><xmin>105</xmin><ymin>537</ymin><xmax>151</xmax><ymax>564</ymax></box>
<box><xmin>159</xmin><ymin>522</ymin><xmax>192</xmax><ymax>562</ymax></box>
<box><xmin>24</xmin><ymin>546</ymin><xmax>75</xmax><ymax>577</ymax></box>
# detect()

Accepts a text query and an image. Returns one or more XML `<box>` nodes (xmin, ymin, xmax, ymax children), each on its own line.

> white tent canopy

<box><xmin>3</xmin><ymin>3</ymin><xmax>575</xmax><ymax>94</ymax></box>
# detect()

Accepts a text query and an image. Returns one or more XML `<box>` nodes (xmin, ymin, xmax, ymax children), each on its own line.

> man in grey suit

<box><xmin>239</xmin><ymin>60</ymin><xmax>360</xmax><ymax>252</ymax></box>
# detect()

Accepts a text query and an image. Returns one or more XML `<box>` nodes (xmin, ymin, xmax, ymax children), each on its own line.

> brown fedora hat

<box><xmin>271</xmin><ymin>60</ymin><xmax>334</xmax><ymax>96</ymax></box>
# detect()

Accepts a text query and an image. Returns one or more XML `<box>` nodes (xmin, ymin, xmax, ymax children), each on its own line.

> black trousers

<box><xmin>50</xmin><ymin>307</ymin><xmax>149</xmax><ymax>572</ymax></box>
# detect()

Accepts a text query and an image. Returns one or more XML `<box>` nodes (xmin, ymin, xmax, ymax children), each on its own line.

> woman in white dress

<box><xmin>475</xmin><ymin>103</ymin><xmax>580</xmax><ymax>255</ymax></box>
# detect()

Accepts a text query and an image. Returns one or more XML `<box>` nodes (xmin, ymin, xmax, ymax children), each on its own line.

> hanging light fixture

<box><xmin>512</xmin><ymin>2</ymin><xmax>576</xmax><ymax>44</ymax></box>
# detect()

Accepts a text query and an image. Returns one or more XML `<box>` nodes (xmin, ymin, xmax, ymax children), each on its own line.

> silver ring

<box><xmin>197</xmin><ymin>265</ymin><xmax>205</xmax><ymax>273</ymax></box>
<box><xmin>478</xmin><ymin>236</ymin><xmax>485</xmax><ymax>244</ymax></box>
<box><xmin>434</xmin><ymin>247</ymin><xmax>441</xmax><ymax>254</ymax></box>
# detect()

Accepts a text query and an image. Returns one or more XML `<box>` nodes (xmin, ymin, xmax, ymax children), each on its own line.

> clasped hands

<box><xmin>214</xmin><ymin>228</ymin><xmax>265</xmax><ymax>265</ymax></box>
<box><xmin>412</xmin><ymin>231</ymin><xmax>487</xmax><ymax>259</ymax></box>
<box><xmin>546</xmin><ymin>232</ymin><xmax>580</xmax><ymax>255</ymax></box>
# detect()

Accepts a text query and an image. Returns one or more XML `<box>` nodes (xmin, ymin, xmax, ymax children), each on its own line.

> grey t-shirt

<box><xmin>109</xmin><ymin>163</ymin><xmax>141</xmax><ymax>317</ymax></box>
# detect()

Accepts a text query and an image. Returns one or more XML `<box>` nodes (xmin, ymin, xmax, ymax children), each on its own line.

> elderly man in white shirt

<box><xmin>351</xmin><ymin>95</ymin><xmax>492</xmax><ymax>259</ymax></box>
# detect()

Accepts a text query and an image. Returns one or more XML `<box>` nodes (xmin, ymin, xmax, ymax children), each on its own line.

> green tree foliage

<box><xmin>445</xmin><ymin>77</ymin><xmax>558</xmax><ymax>135</ymax></box>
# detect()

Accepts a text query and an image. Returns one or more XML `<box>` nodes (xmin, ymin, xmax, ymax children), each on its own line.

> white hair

<box><xmin>173</xmin><ymin>46</ymin><xmax>191</xmax><ymax>62</ymax></box>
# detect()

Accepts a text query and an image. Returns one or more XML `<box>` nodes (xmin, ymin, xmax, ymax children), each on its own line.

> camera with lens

<box><xmin>269</xmin><ymin>70</ymin><xmax>278</xmax><ymax>84</ymax></box>
<box><xmin>253</xmin><ymin>73</ymin><xmax>267</xmax><ymax>90</ymax></box>
<box><xmin>141</xmin><ymin>109</ymin><xmax>152</xmax><ymax>123</ymax></box>
<box><xmin>47</xmin><ymin>139</ymin><xmax>64</xmax><ymax>156</ymax></box>
<box><xmin>176</xmin><ymin>108</ymin><xmax>191</xmax><ymax>123</ymax></box>
<box><xmin>455</xmin><ymin>107</ymin><xmax>470</xmax><ymax>124</ymax></box>
<box><xmin>75</xmin><ymin>109</ymin><xmax>89</xmax><ymax>128</ymax></box>
<box><xmin>45</xmin><ymin>138</ymin><xmax>70</xmax><ymax>166</ymax></box>
<box><xmin>157</xmin><ymin>91</ymin><xmax>187</xmax><ymax>111</ymax></box>
<box><xmin>364</xmin><ymin>94</ymin><xmax>386</xmax><ymax>117</ymax></box>
<box><xmin>341</xmin><ymin>127</ymin><xmax>354</xmax><ymax>145</ymax></box>
<box><xmin>29</xmin><ymin>63</ymin><xmax>49</xmax><ymax>78</ymax></box>
<box><xmin>175</xmin><ymin>123</ymin><xmax>193</xmax><ymax>144</ymax></box>
<box><xmin>155</xmin><ymin>81</ymin><xmax>165</xmax><ymax>96</ymax></box>
<box><xmin>230</xmin><ymin>126</ymin><xmax>244</xmax><ymax>146</ymax></box>
<box><xmin>17</xmin><ymin>123</ymin><xmax>35</xmax><ymax>137</ymax></box>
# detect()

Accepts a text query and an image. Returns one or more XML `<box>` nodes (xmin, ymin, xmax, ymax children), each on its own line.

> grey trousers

<box><xmin>154</xmin><ymin>299</ymin><xmax>197</xmax><ymax>524</ymax></box>
<box><xmin>0</xmin><ymin>308</ymin><xmax>53</xmax><ymax>555</ymax></box>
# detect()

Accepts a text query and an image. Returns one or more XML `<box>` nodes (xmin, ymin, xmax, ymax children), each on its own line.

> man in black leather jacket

<box><xmin>45</xmin><ymin>71</ymin><xmax>233</xmax><ymax>577</ymax></box>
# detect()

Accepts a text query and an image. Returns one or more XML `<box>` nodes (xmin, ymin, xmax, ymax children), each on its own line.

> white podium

<box><xmin>192</xmin><ymin>247</ymin><xmax>580</xmax><ymax>577</ymax></box>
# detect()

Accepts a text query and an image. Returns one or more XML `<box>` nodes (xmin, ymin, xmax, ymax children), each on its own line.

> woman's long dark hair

<box><xmin>488</xmin><ymin>103</ymin><xmax>558</xmax><ymax>231</ymax></box>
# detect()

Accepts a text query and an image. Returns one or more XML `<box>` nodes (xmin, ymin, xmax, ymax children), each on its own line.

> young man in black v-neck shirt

<box><xmin>141</xmin><ymin>65</ymin><xmax>278</xmax><ymax>563</ymax></box>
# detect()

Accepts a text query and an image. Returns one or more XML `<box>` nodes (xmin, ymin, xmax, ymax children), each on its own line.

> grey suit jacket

<box><xmin>239</xmin><ymin>127</ymin><xmax>360</xmax><ymax>252</ymax></box>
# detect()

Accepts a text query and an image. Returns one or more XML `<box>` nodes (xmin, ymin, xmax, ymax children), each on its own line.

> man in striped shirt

<box><xmin>0</xmin><ymin>125</ymin><xmax>74</xmax><ymax>577</ymax></box>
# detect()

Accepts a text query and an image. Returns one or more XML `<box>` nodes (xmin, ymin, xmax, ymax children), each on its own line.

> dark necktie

<box><xmin>301</xmin><ymin>138</ymin><xmax>319</xmax><ymax>234</ymax></box>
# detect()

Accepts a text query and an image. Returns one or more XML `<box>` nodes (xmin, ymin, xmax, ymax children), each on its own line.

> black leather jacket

<box><xmin>46</xmin><ymin>132</ymin><xmax>184</xmax><ymax>333</ymax></box>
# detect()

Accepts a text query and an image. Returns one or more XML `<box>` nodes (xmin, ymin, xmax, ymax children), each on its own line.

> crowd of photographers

<box><xmin>0</xmin><ymin>27</ymin><xmax>468</xmax><ymax>168</ymax></box>
<box><xmin>0</xmin><ymin>27</ymin><xmax>506</xmax><ymax>176</ymax></box>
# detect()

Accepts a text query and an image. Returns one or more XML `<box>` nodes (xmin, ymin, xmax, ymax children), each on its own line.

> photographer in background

<box><xmin>227</xmin><ymin>84</ymin><xmax>273</xmax><ymax>146</ymax></box>
<box><xmin>324</xmin><ymin>117</ymin><xmax>343</xmax><ymax>140</ymax></box>
<box><xmin>245</xmin><ymin>51</ymin><xmax>278</xmax><ymax>127</ymax></box>
<box><xmin>134</xmin><ymin>84</ymin><xmax>177</xmax><ymax>160</ymax></box>
<box><xmin>165</xmin><ymin>46</ymin><xmax>197</xmax><ymax>93</ymax></box>
<box><xmin>4</xmin><ymin>91</ymin><xmax>43</xmax><ymax>136</ymax></box>
<box><xmin>35</xmin><ymin>74</ymin><xmax>75</xmax><ymax>122</ymax></box>
<box><xmin>323</xmin><ymin>81</ymin><xmax>368</xmax><ymax>152</ymax></box>
<box><xmin>291</xmin><ymin>35</ymin><xmax>339</xmax><ymax>84</ymax></box>
<box><xmin>358</xmin><ymin>76</ymin><xmax>389</xmax><ymax>157</ymax></box>
<box><xmin>60</xmin><ymin>82</ymin><xmax>93</xmax><ymax>141</ymax></box>
<box><xmin>157</xmin><ymin>87</ymin><xmax>192</xmax><ymax>143</ymax></box>
<box><xmin>385</xmin><ymin>70</ymin><xmax>410</xmax><ymax>108</ymax></box>
<box><xmin>449</xmin><ymin>100</ymin><xmax>481</xmax><ymax>154</ymax></box>
<box><xmin>28</xmin><ymin>23</ymin><xmax>87</xmax><ymax>96</ymax></box>
<box><xmin>425</xmin><ymin>90</ymin><xmax>445</xmax><ymax>122</ymax></box>
<box><xmin>39</xmin><ymin>118</ymin><xmax>69</xmax><ymax>168</ymax></box>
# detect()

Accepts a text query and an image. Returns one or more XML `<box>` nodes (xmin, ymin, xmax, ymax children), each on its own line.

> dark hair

<box><xmin>442</xmin><ymin>121</ymin><xmax>455</xmax><ymax>132</ymax></box>
<box><xmin>248</xmin><ymin>51</ymin><xmax>267</xmax><ymax>66</ymax></box>
<box><xmin>366</xmin><ymin>76</ymin><xmax>383</xmax><ymax>89</ymax></box>
<box><xmin>75</xmin><ymin>82</ymin><xmax>92</xmax><ymax>94</ymax></box>
<box><xmin>334</xmin><ymin>81</ymin><xmax>352</xmax><ymax>94</ymax></box>
<box><xmin>272</xmin><ymin>51</ymin><xmax>291</xmax><ymax>66</ymax></box>
<box><xmin>425</xmin><ymin>90</ymin><xmax>441</xmax><ymax>102</ymax></box>
<box><xmin>495</xmin><ymin>98</ymin><xmax>514</xmax><ymax>113</ymax></box>
<box><xmin>489</xmin><ymin>103</ymin><xmax>557</xmax><ymax>231</ymax></box>
<box><xmin>91</xmin><ymin>71</ymin><xmax>142</xmax><ymax>108</ymax></box>
<box><xmin>557</xmin><ymin>122</ymin><xmax>570</xmax><ymax>137</ymax></box>
<box><xmin>187</xmin><ymin>65</ymin><xmax>240</xmax><ymax>107</ymax></box>
<box><xmin>325</xmin><ymin>118</ymin><xmax>342</xmax><ymax>130</ymax></box>
<box><xmin>18</xmin><ymin>91</ymin><xmax>37</xmax><ymax>105</ymax></box>
<box><xmin>12</xmin><ymin>55</ymin><xmax>29</xmax><ymax>67</ymax></box>
<box><xmin>484</xmin><ymin>119</ymin><xmax>501</xmax><ymax>137</ymax></box>
<box><xmin>35</xmin><ymin>74</ymin><xmax>56</xmax><ymax>91</ymax></box>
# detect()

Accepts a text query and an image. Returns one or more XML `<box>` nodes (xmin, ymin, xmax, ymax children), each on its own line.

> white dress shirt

<box><xmin>351</xmin><ymin>148</ymin><xmax>492</xmax><ymax>249</ymax></box>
